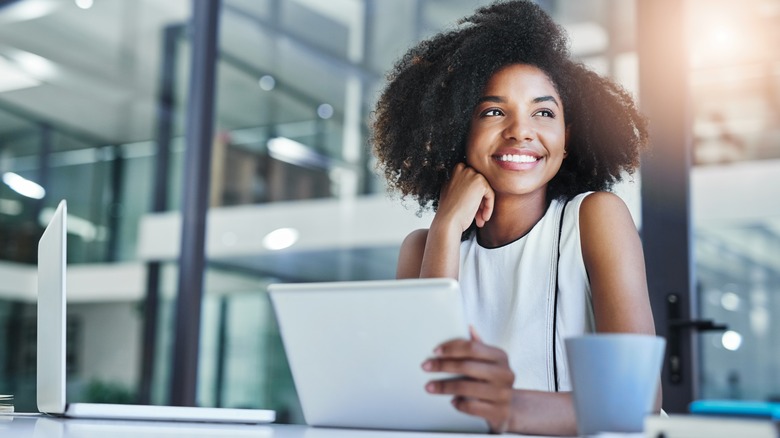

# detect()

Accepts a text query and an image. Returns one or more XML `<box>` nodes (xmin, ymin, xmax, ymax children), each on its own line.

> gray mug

<box><xmin>565</xmin><ymin>334</ymin><xmax>665</xmax><ymax>436</ymax></box>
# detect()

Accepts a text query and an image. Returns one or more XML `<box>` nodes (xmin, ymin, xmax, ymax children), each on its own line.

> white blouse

<box><xmin>459</xmin><ymin>192</ymin><xmax>596</xmax><ymax>392</ymax></box>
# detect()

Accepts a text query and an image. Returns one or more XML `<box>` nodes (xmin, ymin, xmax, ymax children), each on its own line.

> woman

<box><xmin>372</xmin><ymin>1</ymin><xmax>658</xmax><ymax>435</ymax></box>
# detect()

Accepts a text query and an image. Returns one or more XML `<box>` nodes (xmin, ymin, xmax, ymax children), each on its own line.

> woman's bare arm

<box><xmin>579</xmin><ymin>191</ymin><xmax>662</xmax><ymax>412</ymax></box>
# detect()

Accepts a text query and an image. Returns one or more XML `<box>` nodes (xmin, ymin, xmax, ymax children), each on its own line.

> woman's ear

<box><xmin>564</xmin><ymin>125</ymin><xmax>571</xmax><ymax>158</ymax></box>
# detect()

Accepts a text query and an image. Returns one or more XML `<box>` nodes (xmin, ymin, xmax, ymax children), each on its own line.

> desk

<box><xmin>0</xmin><ymin>414</ymin><xmax>643</xmax><ymax>437</ymax></box>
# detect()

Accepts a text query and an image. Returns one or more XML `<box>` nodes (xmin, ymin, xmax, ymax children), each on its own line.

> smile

<box><xmin>495</xmin><ymin>154</ymin><xmax>539</xmax><ymax>163</ymax></box>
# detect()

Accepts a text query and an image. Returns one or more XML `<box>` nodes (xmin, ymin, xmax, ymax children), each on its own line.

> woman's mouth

<box><xmin>495</xmin><ymin>154</ymin><xmax>539</xmax><ymax>163</ymax></box>
<box><xmin>492</xmin><ymin>153</ymin><xmax>542</xmax><ymax>170</ymax></box>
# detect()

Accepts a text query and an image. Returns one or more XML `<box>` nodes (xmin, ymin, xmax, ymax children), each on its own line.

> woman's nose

<box><xmin>502</xmin><ymin>116</ymin><xmax>533</xmax><ymax>142</ymax></box>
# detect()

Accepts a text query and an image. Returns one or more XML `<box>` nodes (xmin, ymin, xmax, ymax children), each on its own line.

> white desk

<box><xmin>0</xmin><ymin>414</ymin><xmax>643</xmax><ymax>438</ymax></box>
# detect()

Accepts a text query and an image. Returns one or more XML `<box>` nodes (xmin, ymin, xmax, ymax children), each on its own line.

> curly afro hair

<box><xmin>371</xmin><ymin>0</ymin><xmax>648</xmax><ymax>212</ymax></box>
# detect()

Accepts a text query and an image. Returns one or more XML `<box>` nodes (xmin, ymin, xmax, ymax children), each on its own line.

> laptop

<box><xmin>37</xmin><ymin>200</ymin><xmax>275</xmax><ymax>424</ymax></box>
<box><xmin>268</xmin><ymin>278</ymin><xmax>489</xmax><ymax>433</ymax></box>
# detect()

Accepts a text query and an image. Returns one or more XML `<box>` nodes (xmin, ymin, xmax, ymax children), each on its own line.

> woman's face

<box><xmin>465</xmin><ymin>63</ymin><xmax>567</xmax><ymax>199</ymax></box>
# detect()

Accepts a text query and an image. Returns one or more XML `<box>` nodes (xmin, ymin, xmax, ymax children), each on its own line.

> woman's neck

<box><xmin>476</xmin><ymin>191</ymin><xmax>548</xmax><ymax>248</ymax></box>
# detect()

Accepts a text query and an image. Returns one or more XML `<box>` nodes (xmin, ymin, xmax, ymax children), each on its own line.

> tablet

<box><xmin>268</xmin><ymin>278</ymin><xmax>488</xmax><ymax>433</ymax></box>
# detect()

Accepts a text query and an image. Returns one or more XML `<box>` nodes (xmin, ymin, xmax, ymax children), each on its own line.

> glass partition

<box><xmin>689</xmin><ymin>0</ymin><xmax>780</xmax><ymax>401</ymax></box>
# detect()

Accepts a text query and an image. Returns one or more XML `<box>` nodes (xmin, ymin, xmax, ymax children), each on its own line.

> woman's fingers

<box><xmin>422</xmin><ymin>356</ymin><xmax>514</xmax><ymax>384</ymax></box>
<box><xmin>423</xmin><ymin>335</ymin><xmax>515</xmax><ymax>434</ymax></box>
<box><xmin>477</xmin><ymin>189</ymin><xmax>494</xmax><ymax>226</ymax></box>
<box><xmin>435</xmin><ymin>338</ymin><xmax>509</xmax><ymax>364</ymax></box>
<box><xmin>422</xmin><ymin>336</ymin><xmax>515</xmax><ymax>393</ymax></box>
<box><xmin>439</xmin><ymin>164</ymin><xmax>494</xmax><ymax>231</ymax></box>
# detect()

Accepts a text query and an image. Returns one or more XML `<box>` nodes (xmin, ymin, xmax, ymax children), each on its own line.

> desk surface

<box><xmin>0</xmin><ymin>414</ymin><xmax>643</xmax><ymax>438</ymax></box>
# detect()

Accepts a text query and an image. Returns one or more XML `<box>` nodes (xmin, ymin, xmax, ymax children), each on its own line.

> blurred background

<box><xmin>0</xmin><ymin>0</ymin><xmax>778</xmax><ymax>421</ymax></box>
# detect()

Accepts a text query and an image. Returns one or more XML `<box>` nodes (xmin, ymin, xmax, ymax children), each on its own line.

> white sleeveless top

<box><xmin>458</xmin><ymin>192</ymin><xmax>595</xmax><ymax>392</ymax></box>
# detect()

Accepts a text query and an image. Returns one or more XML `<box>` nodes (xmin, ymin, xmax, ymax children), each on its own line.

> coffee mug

<box><xmin>565</xmin><ymin>334</ymin><xmax>665</xmax><ymax>435</ymax></box>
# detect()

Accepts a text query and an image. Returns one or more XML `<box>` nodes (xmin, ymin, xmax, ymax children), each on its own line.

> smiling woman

<box><xmin>371</xmin><ymin>1</ymin><xmax>656</xmax><ymax>435</ymax></box>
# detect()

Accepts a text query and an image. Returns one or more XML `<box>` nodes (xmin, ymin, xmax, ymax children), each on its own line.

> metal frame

<box><xmin>169</xmin><ymin>0</ymin><xmax>221</xmax><ymax>407</ymax></box>
<box><xmin>637</xmin><ymin>0</ymin><xmax>696</xmax><ymax>413</ymax></box>
<box><xmin>139</xmin><ymin>23</ymin><xmax>184</xmax><ymax>405</ymax></box>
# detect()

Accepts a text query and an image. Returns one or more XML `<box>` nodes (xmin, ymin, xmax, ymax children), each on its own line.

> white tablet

<box><xmin>268</xmin><ymin>278</ymin><xmax>488</xmax><ymax>433</ymax></box>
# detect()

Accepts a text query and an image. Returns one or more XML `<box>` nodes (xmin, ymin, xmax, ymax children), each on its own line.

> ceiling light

<box><xmin>75</xmin><ymin>0</ymin><xmax>93</xmax><ymax>10</ymax></box>
<box><xmin>262</xmin><ymin>228</ymin><xmax>299</xmax><ymax>251</ymax></box>
<box><xmin>317</xmin><ymin>103</ymin><xmax>334</xmax><ymax>119</ymax></box>
<box><xmin>0</xmin><ymin>56</ymin><xmax>41</xmax><ymax>93</ymax></box>
<box><xmin>2</xmin><ymin>172</ymin><xmax>45</xmax><ymax>199</ymax></box>
<box><xmin>0</xmin><ymin>0</ymin><xmax>60</xmax><ymax>24</ymax></box>
<box><xmin>258</xmin><ymin>75</ymin><xmax>275</xmax><ymax>91</ymax></box>
<box><xmin>7</xmin><ymin>50</ymin><xmax>58</xmax><ymax>80</ymax></box>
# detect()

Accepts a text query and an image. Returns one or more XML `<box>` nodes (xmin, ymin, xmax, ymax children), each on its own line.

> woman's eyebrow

<box><xmin>533</xmin><ymin>95</ymin><xmax>559</xmax><ymax>107</ymax></box>
<box><xmin>476</xmin><ymin>95</ymin><xmax>505</xmax><ymax>104</ymax></box>
<box><xmin>476</xmin><ymin>95</ymin><xmax>560</xmax><ymax>107</ymax></box>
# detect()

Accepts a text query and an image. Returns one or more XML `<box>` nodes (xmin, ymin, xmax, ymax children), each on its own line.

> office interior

<box><xmin>0</xmin><ymin>0</ymin><xmax>778</xmax><ymax>423</ymax></box>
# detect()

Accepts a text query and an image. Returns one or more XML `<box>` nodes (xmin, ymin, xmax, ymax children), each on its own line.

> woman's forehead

<box><xmin>482</xmin><ymin>64</ymin><xmax>560</xmax><ymax>96</ymax></box>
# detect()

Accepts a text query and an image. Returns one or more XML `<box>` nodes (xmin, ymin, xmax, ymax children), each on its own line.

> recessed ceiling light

<box><xmin>317</xmin><ymin>103</ymin><xmax>334</xmax><ymax>119</ymax></box>
<box><xmin>75</xmin><ymin>0</ymin><xmax>94</xmax><ymax>10</ymax></box>
<box><xmin>258</xmin><ymin>75</ymin><xmax>275</xmax><ymax>91</ymax></box>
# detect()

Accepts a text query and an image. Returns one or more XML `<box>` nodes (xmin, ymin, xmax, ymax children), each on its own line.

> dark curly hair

<box><xmin>371</xmin><ymin>0</ymin><xmax>648</xmax><ymax>212</ymax></box>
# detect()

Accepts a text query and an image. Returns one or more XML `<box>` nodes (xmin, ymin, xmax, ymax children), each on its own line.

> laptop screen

<box><xmin>37</xmin><ymin>199</ymin><xmax>68</xmax><ymax>415</ymax></box>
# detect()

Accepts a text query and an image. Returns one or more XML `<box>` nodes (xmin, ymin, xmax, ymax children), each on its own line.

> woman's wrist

<box><xmin>429</xmin><ymin>214</ymin><xmax>467</xmax><ymax>240</ymax></box>
<box><xmin>419</xmin><ymin>218</ymin><xmax>464</xmax><ymax>278</ymax></box>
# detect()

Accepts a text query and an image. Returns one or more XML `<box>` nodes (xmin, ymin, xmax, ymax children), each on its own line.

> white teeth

<box><xmin>498</xmin><ymin>154</ymin><xmax>538</xmax><ymax>163</ymax></box>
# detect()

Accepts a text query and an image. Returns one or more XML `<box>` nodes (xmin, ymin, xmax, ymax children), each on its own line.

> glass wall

<box><xmin>0</xmin><ymin>0</ymin><xmax>192</xmax><ymax>411</ymax></box>
<box><xmin>689</xmin><ymin>0</ymin><xmax>780</xmax><ymax>401</ymax></box>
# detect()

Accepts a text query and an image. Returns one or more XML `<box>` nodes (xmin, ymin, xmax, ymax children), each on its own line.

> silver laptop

<box><xmin>268</xmin><ymin>278</ymin><xmax>488</xmax><ymax>433</ymax></box>
<box><xmin>37</xmin><ymin>200</ymin><xmax>275</xmax><ymax>424</ymax></box>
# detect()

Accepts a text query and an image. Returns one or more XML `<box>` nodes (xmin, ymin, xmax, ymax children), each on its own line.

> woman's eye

<box><xmin>535</xmin><ymin>109</ymin><xmax>555</xmax><ymax>118</ymax></box>
<box><xmin>482</xmin><ymin>109</ymin><xmax>503</xmax><ymax>117</ymax></box>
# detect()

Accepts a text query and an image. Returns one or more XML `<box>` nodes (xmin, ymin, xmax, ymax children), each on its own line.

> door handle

<box><xmin>666</xmin><ymin>293</ymin><xmax>728</xmax><ymax>384</ymax></box>
<box><xmin>669</xmin><ymin>319</ymin><xmax>728</xmax><ymax>331</ymax></box>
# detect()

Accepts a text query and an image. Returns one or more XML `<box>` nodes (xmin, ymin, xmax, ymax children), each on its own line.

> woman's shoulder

<box><xmin>577</xmin><ymin>191</ymin><xmax>634</xmax><ymax>232</ymax></box>
<box><xmin>401</xmin><ymin>228</ymin><xmax>430</xmax><ymax>249</ymax></box>
<box><xmin>398</xmin><ymin>228</ymin><xmax>431</xmax><ymax>261</ymax></box>
<box><xmin>579</xmin><ymin>191</ymin><xmax>629</xmax><ymax>214</ymax></box>
<box><xmin>396</xmin><ymin>228</ymin><xmax>430</xmax><ymax>279</ymax></box>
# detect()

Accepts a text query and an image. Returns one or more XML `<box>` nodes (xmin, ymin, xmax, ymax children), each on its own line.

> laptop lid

<box><xmin>268</xmin><ymin>278</ymin><xmax>488</xmax><ymax>433</ymax></box>
<box><xmin>37</xmin><ymin>200</ymin><xmax>67</xmax><ymax>415</ymax></box>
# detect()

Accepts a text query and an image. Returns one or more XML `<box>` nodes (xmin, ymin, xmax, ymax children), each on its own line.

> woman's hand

<box><xmin>422</xmin><ymin>327</ymin><xmax>515</xmax><ymax>434</ymax></box>
<box><xmin>435</xmin><ymin>163</ymin><xmax>495</xmax><ymax>233</ymax></box>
